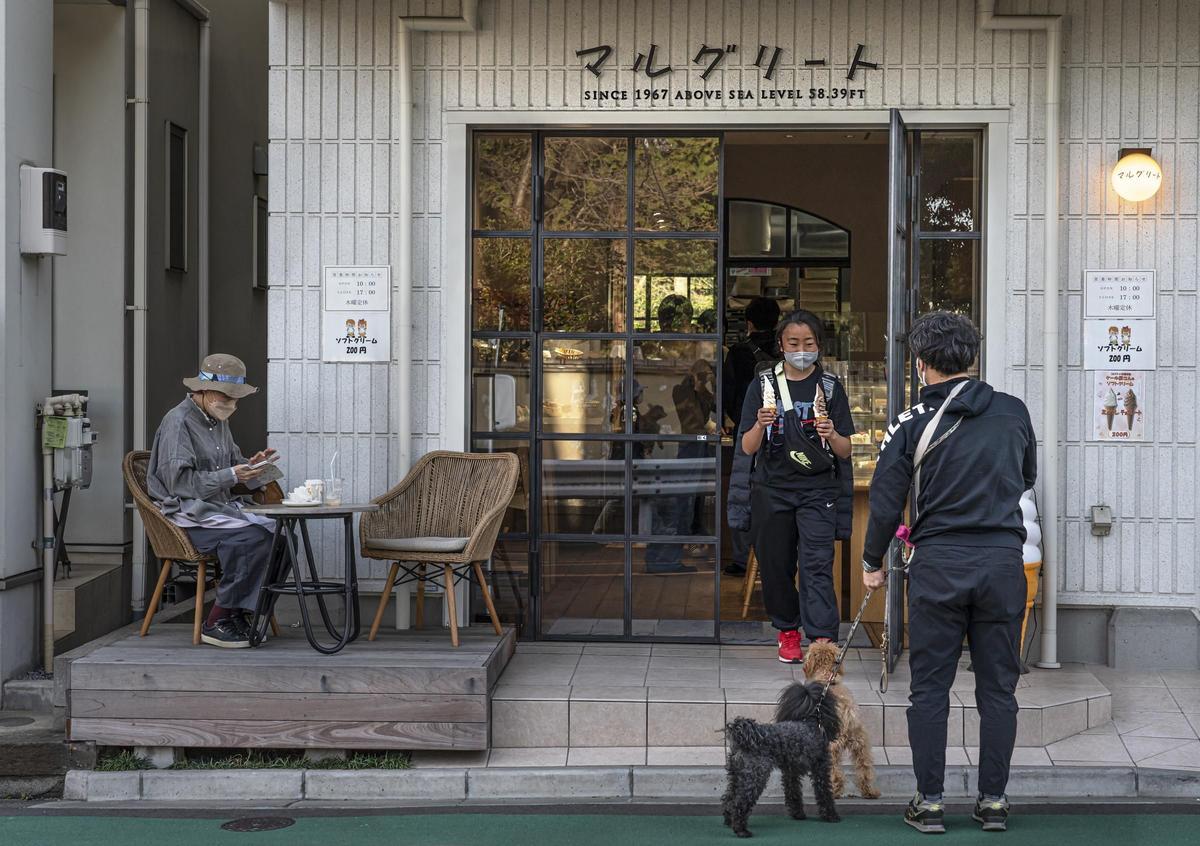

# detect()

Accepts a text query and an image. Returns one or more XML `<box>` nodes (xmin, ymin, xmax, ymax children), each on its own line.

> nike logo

<box><xmin>788</xmin><ymin>450</ymin><xmax>813</xmax><ymax>468</ymax></box>
<box><xmin>825</xmin><ymin>502</ymin><xmax>834</xmax><ymax>508</ymax></box>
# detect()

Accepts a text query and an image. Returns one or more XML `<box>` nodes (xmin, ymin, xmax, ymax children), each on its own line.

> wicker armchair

<box><xmin>360</xmin><ymin>451</ymin><xmax>519</xmax><ymax>647</ymax></box>
<box><xmin>122</xmin><ymin>451</ymin><xmax>281</xmax><ymax>644</ymax></box>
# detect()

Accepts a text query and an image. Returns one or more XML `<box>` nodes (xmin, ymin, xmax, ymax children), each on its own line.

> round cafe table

<box><xmin>244</xmin><ymin>502</ymin><xmax>378</xmax><ymax>655</ymax></box>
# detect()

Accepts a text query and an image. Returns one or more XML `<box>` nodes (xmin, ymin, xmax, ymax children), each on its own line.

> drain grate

<box><xmin>220</xmin><ymin>817</ymin><xmax>296</xmax><ymax>833</ymax></box>
<box><xmin>0</xmin><ymin>717</ymin><xmax>35</xmax><ymax>728</ymax></box>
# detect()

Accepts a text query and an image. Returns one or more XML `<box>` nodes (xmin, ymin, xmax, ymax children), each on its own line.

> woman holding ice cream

<box><xmin>737</xmin><ymin>310</ymin><xmax>855</xmax><ymax>664</ymax></box>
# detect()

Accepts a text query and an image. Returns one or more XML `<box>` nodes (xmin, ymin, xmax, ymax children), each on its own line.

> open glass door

<box><xmin>884</xmin><ymin>109</ymin><xmax>911</xmax><ymax>672</ymax></box>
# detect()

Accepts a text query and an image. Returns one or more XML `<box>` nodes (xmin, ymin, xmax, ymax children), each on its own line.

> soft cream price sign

<box><xmin>321</xmin><ymin>265</ymin><xmax>391</xmax><ymax>363</ymax></box>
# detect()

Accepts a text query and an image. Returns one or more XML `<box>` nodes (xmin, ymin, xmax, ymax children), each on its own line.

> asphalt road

<box><xmin>4</xmin><ymin>802</ymin><xmax>1200</xmax><ymax>846</ymax></box>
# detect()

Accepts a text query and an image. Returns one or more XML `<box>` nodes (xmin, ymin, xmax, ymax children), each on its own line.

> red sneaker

<box><xmin>777</xmin><ymin>629</ymin><xmax>804</xmax><ymax>664</ymax></box>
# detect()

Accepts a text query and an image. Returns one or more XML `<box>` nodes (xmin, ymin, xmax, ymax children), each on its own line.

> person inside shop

<box><xmin>644</xmin><ymin>294</ymin><xmax>715</xmax><ymax>574</ymax></box>
<box><xmin>737</xmin><ymin>310</ymin><xmax>854</xmax><ymax>663</ymax></box>
<box><xmin>860</xmin><ymin>312</ymin><xmax>1036</xmax><ymax>835</ymax></box>
<box><xmin>147</xmin><ymin>354</ymin><xmax>281</xmax><ymax>649</ymax></box>
<box><xmin>721</xmin><ymin>297</ymin><xmax>781</xmax><ymax>577</ymax></box>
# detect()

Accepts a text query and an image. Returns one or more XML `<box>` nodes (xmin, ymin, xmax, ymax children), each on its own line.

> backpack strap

<box><xmin>912</xmin><ymin>380</ymin><xmax>970</xmax><ymax>510</ymax></box>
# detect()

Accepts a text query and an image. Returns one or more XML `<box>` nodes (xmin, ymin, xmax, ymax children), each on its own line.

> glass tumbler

<box><xmin>323</xmin><ymin>478</ymin><xmax>344</xmax><ymax>507</ymax></box>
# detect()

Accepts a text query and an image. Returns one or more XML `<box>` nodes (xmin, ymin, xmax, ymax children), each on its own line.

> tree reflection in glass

<box><xmin>544</xmin><ymin>137</ymin><xmax>628</xmax><ymax>231</ymax></box>
<box><xmin>473</xmin><ymin>134</ymin><xmax>533</xmax><ymax>231</ymax></box>
<box><xmin>542</xmin><ymin>239</ymin><xmax>626</xmax><ymax>333</ymax></box>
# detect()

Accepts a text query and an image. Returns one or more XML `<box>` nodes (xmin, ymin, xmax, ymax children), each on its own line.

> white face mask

<box><xmin>784</xmin><ymin>350</ymin><xmax>820</xmax><ymax>371</ymax></box>
<box><xmin>917</xmin><ymin>361</ymin><xmax>928</xmax><ymax>389</ymax></box>
<box><xmin>203</xmin><ymin>393</ymin><xmax>238</xmax><ymax>421</ymax></box>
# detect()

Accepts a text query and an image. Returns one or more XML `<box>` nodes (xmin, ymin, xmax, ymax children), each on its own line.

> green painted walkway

<box><xmin>3</xmin><ymin>812</ymin><xmax>1196</xmax><ymax>846</ymax></box>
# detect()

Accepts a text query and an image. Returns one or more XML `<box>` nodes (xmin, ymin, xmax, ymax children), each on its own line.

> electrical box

<box><xmin>1089</xmin><ymin>505</ymin><xmax>1113</xmax><ymax>537</ymax></box>
<box><xmin>21</xmin><ymin>165</ymin><xmax>68</xmax><ymax>256</ymax></box>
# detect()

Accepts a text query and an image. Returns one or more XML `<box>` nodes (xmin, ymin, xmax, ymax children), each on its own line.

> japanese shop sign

<box><xmin>1091</xmin><ymin>371</ymin><xmax>1146</xmax><ymax>442</ymax></box>
<box><xmin>576</xmin><ymin>41</ymin><xmax>878</xmax><ymax>104</ymax></box>
<box><xmin>1084</xmin><ymin>269</ymin><xmax>1155</xmax><ymax>318</ymax></box>
<box><xmin>1083</xmin><ymin>320</ymin><xmax>1156</xmax><ymax>370</ymax></box>
<box><xmin>322</xmin><ymin>265</ymin><xmax>390</xmax><ymax>363</ymax></box>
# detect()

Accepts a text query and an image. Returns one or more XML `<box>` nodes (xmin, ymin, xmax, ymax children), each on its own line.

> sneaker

<box><xmin>777</xmin><ymin>629</ymin><xmax>804</xmax><ymax>663</ymax></box>
<box><xmin>904</xmin><ymin>795</ymin><xmax>946</xmax><ymax>834</ymax></box>
<box><xmin>200</xmin><ymin>616</ymin><xmax>250</xmax><ymax>649</ymax></box>
<box><xmin>234</xmin><ymin>612</ymin><xmax>267</xmax><ymax>644</ymax></box>
<box><xmin>973</xmin><ymin>795</ymin><xmax>1010</xmax><ymax>832</ymax></box>
<box><xmin>723</xmin><ymin>561</ymin><xmax>747</xmax><ymax>576</ymax></box>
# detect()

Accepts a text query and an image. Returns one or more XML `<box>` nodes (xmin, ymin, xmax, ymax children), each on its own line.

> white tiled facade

<box><xmin>267</xmin><ymin>0</ymin><xmax>1199</xmax><ymax>613</ymax></box>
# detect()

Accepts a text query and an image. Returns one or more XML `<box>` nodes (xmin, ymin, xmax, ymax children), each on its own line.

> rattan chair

<box><xmin>361</xmin><ymin>451</ymin><xmax>519</xmax><ymax>647</ymax></box>
<box><xmin>122</xmin><ymin>451</ymin><xmax>281</xmax><ymax>645</ymax></box>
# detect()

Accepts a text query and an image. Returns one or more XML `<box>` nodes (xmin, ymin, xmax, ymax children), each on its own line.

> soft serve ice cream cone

<box><xmin>1123</xmin><ymin>388</ymin><xmax>1138</xmax><ymax>430</ymax></box>
<box><xmin>1103</xmin><ymin>388</ymin><xmax>1118</xmax><ymax>431</ymax></box>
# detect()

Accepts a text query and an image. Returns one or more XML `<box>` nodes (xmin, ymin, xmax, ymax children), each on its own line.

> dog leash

<box><xmin>811</xmin><ymin>587</ymin><xmax>876</xmax><ymax>732</ymax></box>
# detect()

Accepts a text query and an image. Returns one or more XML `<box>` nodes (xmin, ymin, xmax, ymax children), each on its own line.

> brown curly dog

<box><xmin>802</xmin><ymin>641</ymin><xmax>880</xmax><ymax>799</ymax></box>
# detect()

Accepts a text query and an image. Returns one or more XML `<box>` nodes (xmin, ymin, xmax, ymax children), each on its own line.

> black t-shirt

<box><xmin>739</xmin><ymin>367</ymin><xmax>855</xmax><ymax>491</ymax></box>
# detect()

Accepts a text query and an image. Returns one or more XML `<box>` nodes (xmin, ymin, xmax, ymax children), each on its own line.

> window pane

<box><xmin>634</xmin><ymin>137</ymin><xmax>719</xmax><ymax>232</ymax></box>
<box><xmin>791</xmin><ymin>210</ymin><xmax>850</xmax><ymax>257</ymax></box>
<box><xmin>471</xmin><ymin>339</ymin><xmax>531</xmax><ymax>433</ymax></box>
<box><xmin>544</xmin><ymin>137</ymin><xmax>628</xmax><ymax>231</ymax></box>
<box><xmin>543</xmin><ymin>238</ymin><xmax>626</xmax><ymax>333</ymax></box>
<box><xmin>471</xmin><ymin>439</ymin><xmax>531</xmax><ymax>534</ymax></box>
<box><xmin>633</xmin><ymin>341</ymin><xmax>719</xmax><ymax>436</ymax></box>
<box><xmin>167</xmin><ymin>123</ymin><xmax>188</xmax><ymax>271</ymax></box>
<box><xmin>473</xmin><ymin>538</ymin><xmax>530</xmax><ymax>636</ymax></box>
<box><xmin>540</xmin><ymin>441</ymin><xmax>626</xmax><ymax>536</ymax></box>
<box><xmin>632</xmin><ymin>442</ymin><xmax>717</xmax><ymax>538</ymax></box>
<box><xmin>728</xmin><ymin>201</ymin><xmax>786</xmax><ymax>257</ymax></box>
<box><xmin>632</xmin><ymin>543</ymin><xmax>715</xmax><ymax>635</ymax></box>
<box><xmin>541</xmin><ymin>338</ymin><xmax>625</xmax><ymax>434</ymax></box>
<box><xmin>632</xmin><ymin>239</ymin><xmax>717</xmax><ymax>333</ymax></box>
<box><xmin>541</xmin><ymin>541</ymin><xmax>625</xmax><ymax>637</ymax></box>
<box><xmin>918</xmin><ymin>239</ymin><xmax>979</xmax><ymax>323</ymax></box>
<box><xmin>919</xmin><ymin>132</ymin><xmax>981</xmax><ymax>233</ymax></box>
<box><xmin>474</xmin><ymin>134</ymin><xmax>533</xmax><ymax>231</ymax></box>
<box><xmin>472</xmin><ymin>238</ymin><xmax>531</xmax><ymax>331</ymax></box>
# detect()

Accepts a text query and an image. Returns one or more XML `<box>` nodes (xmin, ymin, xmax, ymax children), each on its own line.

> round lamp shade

<box><xmin>1111</xmin><ymin>151</ymin><xmax>1163</xmax><ymax>202</ymax></box>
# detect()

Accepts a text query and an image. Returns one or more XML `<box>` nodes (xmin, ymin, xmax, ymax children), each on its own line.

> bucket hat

<box><xmin>182</xmin><ymin>354</ymin><xmax>259</xmax><ymax>399</ymax></box>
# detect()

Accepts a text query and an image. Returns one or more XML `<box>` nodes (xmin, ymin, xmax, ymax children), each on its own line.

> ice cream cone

<box><xmin>1104</xmin><ymin>407</ymin><xmax>1115</xmax><ymax>431</ymax></box>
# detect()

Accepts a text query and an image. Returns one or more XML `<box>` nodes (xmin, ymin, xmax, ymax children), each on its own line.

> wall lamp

<box><xmin>1111</xmin><ymin>148</ymin><xmax>1162</xmax><ymax>202</ymax></box>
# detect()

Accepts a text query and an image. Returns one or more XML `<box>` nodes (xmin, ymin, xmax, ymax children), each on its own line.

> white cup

<box><xmin>304</xmin><ymin>479</ymin><xmax>324</xmax><ymax>502</ymax></box>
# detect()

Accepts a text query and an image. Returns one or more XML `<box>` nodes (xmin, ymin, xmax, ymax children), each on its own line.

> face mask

<box><xmin>917</xmin><ymin>362</ymin><xmax>928</xmax><ymax>388</ymax></box>
<box><xmin>204</xmin><ymin>394</ymin><xmax>237</xmax><ymax>421</ymax></box>
<box><xmin>784</xmin><ymin>350</ymin><xmax>820</xmax><ymax>371</ymax></box>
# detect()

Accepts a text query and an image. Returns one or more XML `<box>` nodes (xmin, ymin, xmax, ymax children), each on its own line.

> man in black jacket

<box><xmin>862</xmin><ymin>312</ymin><xmax>1037</xmax><ymax>834</ymax></box>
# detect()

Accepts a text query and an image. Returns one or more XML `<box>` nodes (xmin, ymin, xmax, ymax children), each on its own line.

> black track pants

<box><xmin>906</xmin><ymin>544</ymin><xmax>1025</xmax><ymax>798</ymax></box>
<box><xmin>750</xmin><ymin>485</ymin><xmax>839</xmax><ymax>639</ymax></box>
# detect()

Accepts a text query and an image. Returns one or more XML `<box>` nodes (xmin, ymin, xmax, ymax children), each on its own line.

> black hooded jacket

<box><xmin>862</xmin><ymin>378</ymin><xmax>1037</xmax><ymax>569</ymax></box>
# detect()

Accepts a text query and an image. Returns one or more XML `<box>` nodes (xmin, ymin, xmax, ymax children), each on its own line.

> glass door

<box><xmin>472</xmin><ymin>132</ymin><xmax>723</xmax><ymax>641</ymax></box>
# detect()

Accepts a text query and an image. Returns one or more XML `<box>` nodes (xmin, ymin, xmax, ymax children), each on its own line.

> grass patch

<box><xmin>169</xmin><ymin>750</ymin><xmax>411</xmax><ymax>770</ymax></box>
<box><xmin>95</xmin><ymin>750</ymin><xmax>152</xmax><ymax>771</ymax></box>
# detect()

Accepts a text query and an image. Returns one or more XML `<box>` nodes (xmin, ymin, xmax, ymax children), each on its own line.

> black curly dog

<box><xmin>722</xmin><ymin>681</ymin><xmax>842</xmax><ymax>837</ymax></box>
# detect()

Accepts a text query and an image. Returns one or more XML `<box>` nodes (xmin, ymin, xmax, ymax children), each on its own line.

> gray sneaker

<box><xmin>973</xmin><ymin>795</ymin><xmax>1010</xmax><ymax>832</ymax></box>
<box><xmin>200</xmin><ymin>617</ymin><xmax>250</xmax><ymax>649</ymax></box>
<box><xmin>904</xmin><ymin>794</ymin><xmax>946</xmax><ymax>834</ymax></box>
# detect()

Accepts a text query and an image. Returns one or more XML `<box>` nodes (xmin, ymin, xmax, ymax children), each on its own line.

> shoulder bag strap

<box><xmin>912</xmin><ymin>380</ymin><xmax>970</xmax><ymax>507</ymax></box>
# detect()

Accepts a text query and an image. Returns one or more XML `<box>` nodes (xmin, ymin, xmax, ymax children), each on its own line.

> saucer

<box><xmin>281</xmin><ymin>498</ymin><xmax>316</xmax><ymax>507</ymax></box>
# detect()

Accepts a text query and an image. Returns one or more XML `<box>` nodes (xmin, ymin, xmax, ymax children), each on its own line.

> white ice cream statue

<box><xmin>1019</xmin><ymin>490</ymin><xmax>1043</xmax><ymax>671</ymax></box>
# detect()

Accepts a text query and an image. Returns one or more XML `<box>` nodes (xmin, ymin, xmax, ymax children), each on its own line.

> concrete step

<box><xmin>0</xmin><ymin>710</ymin><xmax>94</xmax><ymax>781</ymax></box>
<box><xmin>52</xmin><ymin>562</ymin><xmax>125</xmax><ymax>650</ymax></box>
<box><xmin>0</xmin><ymin>678</ymin><xmax>54</xmax><ymax>713</ymax></box>
<box><xmin>60</xmin><ymin>762</ymin><xmax>1200</xmax><ymax>802</ymax></box>
<box><xmin>491</xmin><ymin>652</ymin><xmax>1113</xmax><ymax>750</ymax></box>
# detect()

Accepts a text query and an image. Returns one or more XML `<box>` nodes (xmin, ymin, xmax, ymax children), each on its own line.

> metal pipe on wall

<box><xmin>129</xmin><ymin>0</ymin><xmax>150</xmax><ymax>612</ymax></box>
<box><xmin>976</xmin><ymin>0</ymin><xmax>1063</xmax><ymax>668</ymax></box>
<box><xmin>395</xmin><ymin>2</ymin><xmax>479</xmax><ymax>473</ymax></box>
<box><xmin>177</xmin><ymin>1</ymin><xmax>211</xmax><ymax>359</ymax></box>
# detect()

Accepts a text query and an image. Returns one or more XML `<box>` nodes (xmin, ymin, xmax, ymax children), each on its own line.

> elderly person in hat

<box><xmin>146</xmin><ymin>354</ymin><xmax>280</xmax><ymax>648</ymax></box>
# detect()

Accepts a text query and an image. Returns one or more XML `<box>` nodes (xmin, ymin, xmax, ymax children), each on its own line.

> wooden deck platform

<box><xmin>66</xmin><ymin>624</ymin><xmax>516</xmax><ymax>751</ymax></box>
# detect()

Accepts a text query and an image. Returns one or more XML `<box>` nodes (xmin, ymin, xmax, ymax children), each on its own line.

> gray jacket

<box><xmin>147</xmin><ymin>397</ymin><xmax>247</xmax><ymax>522</ymax></box>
